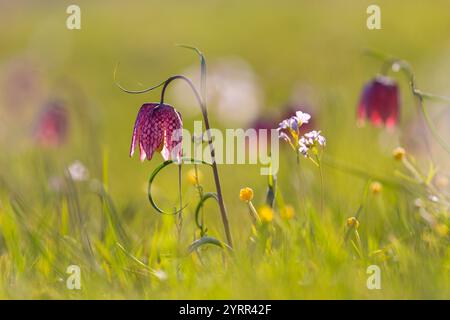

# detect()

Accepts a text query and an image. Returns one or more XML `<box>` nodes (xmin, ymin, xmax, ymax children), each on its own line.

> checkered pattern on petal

<box><xmin>130</xmin><ymin>103</ymin><xmax>183</xmax><ymax>162</ymax></box>
<box><xmin>130</xmin><ymin>103</ymin><xmax>158</xmax><ymax>160</ymax></box>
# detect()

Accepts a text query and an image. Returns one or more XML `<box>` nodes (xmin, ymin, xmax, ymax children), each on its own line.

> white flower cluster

<box><xmin>298</xmin><ymin>130</ymin><xmax>326</xmax><ymax>157</ymax></box>
<box><xmin>277</xmin><ymin>110</ymin><xmax>326</xmax><ymax>159</ymax></box>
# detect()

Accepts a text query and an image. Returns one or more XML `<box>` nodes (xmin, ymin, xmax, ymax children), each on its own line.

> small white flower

<box><xmin>278</xmin><ymin>110</ymin><xmax>310</xmax><ymax>133</ymax></box>
<box><xmin>278</xmin><ymin>130</ymin><xmax>290</xmax><ymax>142</ymax></box>
<box><xmin>295</xmin><ymin>111</ymin><xmax>311</xmax><ymax>124</ymax></box>
<box><xmin>153</xmin><ymin>269</ymin><xmax>168</xmax><ymax>281</ymax></box>
<box><xmin>304</xmin><ymin>130</ymin><xmax>326</xmax><ymax>146</ymax></box>
<box><xmin>277</xmin><ymin>110</ymin><xmax>321</xmax><ymax>158</ymax></box>
<box><xmin>299</xmin><ymin>143</ymin><xmax>309</xmax><ymax>157</ymax></box>
<box><xmin>298</xmin><ymin>130</ymin><xmax>326</xmax><ymax>157</ymax></box>
<box><xmin>67</xmin><ymin>160</ymin><xmax>89</xmax><ymax>181</ymax></box>
<box><xmin>289</xmin><ymin>117</ymin><xmax>299</xmax><ymax>131</ymax></box>
<box><xmin>278</xmin><ymin>119</ymin><xmax>290</xmax><ymax>130</ymax></box>
<box><xmin>428</xmin><ymin>195</ymin><xmax>439</xmax><ymax>203</ymax></box>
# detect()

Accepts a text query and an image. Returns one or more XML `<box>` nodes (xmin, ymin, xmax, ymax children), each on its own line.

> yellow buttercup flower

<box><xmin>258</xmin><ymin>205</ymin><xmax>274</xmax><ymax>223</ymax></box>
<box><xmin>239</xmin><ymin>187</ymin><xmax>254</xmax><ymax>202</ymax></box>
<box><xmin>281</xmin><ymin>205</ymin><xmax>295</xmax><ymax>220</ymax></box>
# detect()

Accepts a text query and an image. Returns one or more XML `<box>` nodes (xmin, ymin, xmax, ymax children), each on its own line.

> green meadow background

<box><xmin>0</xmin><ymin>0</ymin><xmax>449</xmax><ymax>299</ymax></box>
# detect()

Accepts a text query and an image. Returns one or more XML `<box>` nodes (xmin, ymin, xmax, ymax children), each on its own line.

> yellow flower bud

<box><xmin>370</xmin><ymin>181</ymin><xmax>382</xmax><ymax>195</ymax></box>
<box><xmin>392</xmin><ymin>147</ymin><xmax>406</xmax><ymax>161</ymax></box>
<box><xmin>435</xmin><ymin>224</ymin><xmax>449</xmax><ymax>237</ymax></box>
<box><xmin>346</xmin><ymin>216</ymin><xmax>360</xmax><ymax>229</ymax></box>
<box><xmin>281</xmin><ymin>205</ymin><xmax>295</xmax><ymax>220</ymax></box>
<box><xmin>186</xmin><ymin>168</ymin><xmax>202</xmax><ymax>185</ymax></box>
<box><xmin>239</xmin><ymin>187</ymin><xmax>254</xmax><ymax>202</ymax></box>
<box><xmin>258</xmin><ymin>205</ymin><xmax>274</xmax><ymax>223</ymax></box>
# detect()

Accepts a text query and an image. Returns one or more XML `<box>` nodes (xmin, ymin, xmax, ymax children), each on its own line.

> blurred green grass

<box><xmin>0</xmin><ymin>0</ymin><xmax>449</xmax><ymax>299</ymax></box>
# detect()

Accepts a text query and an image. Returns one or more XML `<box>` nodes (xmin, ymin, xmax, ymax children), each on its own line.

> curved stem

<box><xmin>114</xmin><ymin>63</ymin><xmax>167</xmax><ymax>94</ymax></box>
<box><xmin>417</xmin><ymin>96</ymin><xmax>450</xmax><ymax>154</ymax></box>
<box><xmin>115</xmin><ymin>54</ymin><xmax>233</xmax><ymax>248</ymax></box>
<box><xmin>159</xmin><ymin>75</ymin><xmax>203</xmax><ymax>109</ymax></box>
<box><xmin>178</xmin><ymin>47</ymin><xmax>233</xmax><ymax>248</ymax></box>
<box><xmin>158</xmin><ymin>75</ymin><xmax>233</xmax><ymax>247</ymax></box>
<box><xmin>195</xmin><ymin>192</ymin><xmax>219</xmax><ymax>235</ymax></box>
<box><xmin>409</xmin><ymin>77</ymin><xmax>450</xmax><ymax>155</ymax></box>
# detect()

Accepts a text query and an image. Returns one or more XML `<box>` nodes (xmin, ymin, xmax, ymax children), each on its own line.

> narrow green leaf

<box><xmin>187</xmin><ymin>236</ymin><xmax>231</xmax><ymax>254</ymax></box>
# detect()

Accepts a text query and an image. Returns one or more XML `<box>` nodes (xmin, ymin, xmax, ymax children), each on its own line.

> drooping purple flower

<box><xmin>357</xmin><ymin>76</ymin><xmax>400</xmax><ymax>128</ymax></box>
<box><xmin>130</xmin><ymin>103</ymin><xmax>183</xmax><ymax>162</ymax></box>
<box><xmin>34</xmin><ymin>101</ymin><xmax>69</xmax><ymax>147</ymax></box>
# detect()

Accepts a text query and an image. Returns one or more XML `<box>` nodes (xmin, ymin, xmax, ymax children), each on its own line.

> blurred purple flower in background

<box><xmin>130</xmin><ymin>103</ymin><xmax>183</xmax><ymax>162</ymax></box>
<box><xmin>33</xmin><ymin>100</ymin><xmax>69</xmax><ymax>148</ymax></box>
<box><xmin>1</xmin><ymin>57</ymin><xmax>44</xmax><ymax>111</ymax></box>
<box><xmin>357</xmin><ymin>76</ymin><xmax>400</xmax><ymax>128</ymax></box>
<box><xmin>174</xmin><ymin>57</ymin><xmax>263</xmax><ymax>125</ymax></box>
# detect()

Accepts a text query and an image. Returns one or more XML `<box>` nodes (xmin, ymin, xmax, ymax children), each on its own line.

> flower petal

<box><xmin>357</xmin><ymin>76</ymin><xmax>400</xmax><ymax>128</ymax></box>
<box><xmin>130</xmin><ymin>103</ymin><xmax>183</xmax><ymax>162</ymax></box>
<box><xmin>130</xmin><ymin>103</ymin><xmax>158</xmax><ymax>158</ymax></box>
<box><xmin>159</xmin><ymin>107</ymin><xmax>183</xmax><ymax>161</ymax></box>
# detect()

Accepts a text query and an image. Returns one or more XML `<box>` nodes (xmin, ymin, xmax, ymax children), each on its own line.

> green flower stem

<box><xmin>316</xmin><ymin>154</ymin><xmax>324</xmax><ymax>215</ymax></box>
<box><xmin>114</xmin><ymin>48</ymin><xmax>234</xmax><ymax>248</ymax></box>
<box><xmin>159</xmin><ymin>71</ymin><xmax>233</xmax><ymax>248</ymax></box>
<box><xmin>247</xmin><ymin>201</ymin><xmax>261</xmax><ymax>225</ymax></box>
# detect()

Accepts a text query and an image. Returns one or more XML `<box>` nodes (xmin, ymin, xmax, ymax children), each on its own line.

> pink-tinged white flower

<box><xmin>357</xmin><ymin>76</ymin><xmax>400</xmax><ymax>128</ymax></box>
<box><xmin>277</xmin><ymin>110</ymin><xmax>312</xmax><ymax>149</ymax></box>
<box><xmin>130</xmin><ymin>103</ymin><xmax>183</xmax><ymax>162</ymax></box>
<box><xmin>298</xmin><ymin>130</ymin><xmax>326</xmax><ymax>157</ymax></box>
<box><xmin>295</xmin><ymin>111</ymin><xmax>311</xmax><ymax>126</ymax></box>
